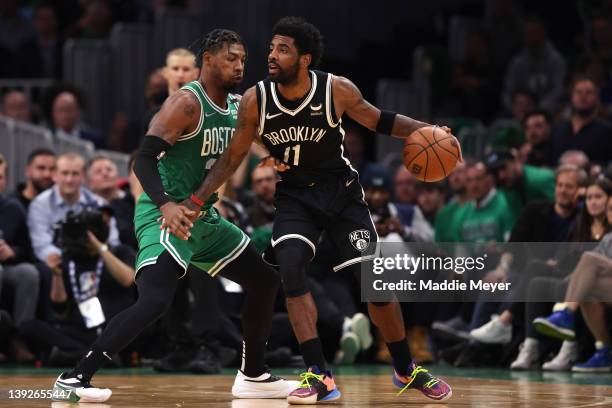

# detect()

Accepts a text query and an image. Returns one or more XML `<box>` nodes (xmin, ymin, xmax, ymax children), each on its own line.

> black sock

<box><xmin>70</xmin><ymin>348</ymin><xmax>112</xmax><ymax>382</ymax></box>
<box><xmin>242</xmin><ymin>340</ymin><xmax>267</xmax><ymax>377</ymax></box>
<box><xmin>299</xmin><ymin>337</ymin><xmax>327</xmax><ymax>371</ymax></box>
<box><xmin>386</xmin><ymin>338</ymin><xmax>412</xmax><ymax>376</ymax></box>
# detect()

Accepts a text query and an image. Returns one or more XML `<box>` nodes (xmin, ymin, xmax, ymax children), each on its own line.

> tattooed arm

<box><xmin>134</xmin><ymin>90</ymin><xmax>201</xmax><ymax>240</ymax></box>
<box><xmin>180</xmin><ymin>86</ymin><xmax>259</xmax><ymax>214</ymax></box>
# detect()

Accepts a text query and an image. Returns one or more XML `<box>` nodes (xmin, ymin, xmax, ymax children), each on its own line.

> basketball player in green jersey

<box><xmin>52</xmin><ymin>29</ymin><xmax>298</xmax><ymax>403</ymax></box>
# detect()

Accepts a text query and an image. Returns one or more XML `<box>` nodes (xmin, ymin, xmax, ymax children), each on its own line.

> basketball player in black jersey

<box><xmin>182</xmin><ymin>17</ymin><xmax>453</xmax><ymax>404</ymax></box>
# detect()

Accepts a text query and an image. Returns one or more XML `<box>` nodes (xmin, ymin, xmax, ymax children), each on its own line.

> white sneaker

<box><xmin>52</xmin><ymin>372</ymin><xmax>112</xmax><ymax>403</ymax></box>
<box><xmin>510</xmin><ymin>338</ymin><xmax>539</xmax><ymax>370</ymax></box>
<box><xmin>469</xmin><ymin>315</ymin><xmax>512</xmax><ymax>344</ymax></box>
<box><xmin>343</xmin><ymin>313</ymin><xmax>373</xmax><ymax>351</ymax></box>
<box><xmin>232</xmin><ymin>370</ymin><xmax>299</xmax><ymax>399</ymax></box>
<box><xmin>542</xmin><ymin>341</ymin><xmax>578</xmax><ymax>371</ymax></box>
<box><xmin>337</xmin><ymin>332</ymin><xmax>360</xmax><ymax>364</ymax></box>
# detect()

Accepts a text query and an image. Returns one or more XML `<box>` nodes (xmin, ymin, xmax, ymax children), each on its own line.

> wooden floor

<box><xmin>1</xmin><ymin>373</ymin><xmax>612</xmax><ymax>407</ymax></box>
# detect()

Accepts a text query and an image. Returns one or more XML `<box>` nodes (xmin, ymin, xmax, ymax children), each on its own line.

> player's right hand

<box><xmin>159</xmin><ymin>202</ymin><xmax>196</xmax><ymax>240</ymax></box>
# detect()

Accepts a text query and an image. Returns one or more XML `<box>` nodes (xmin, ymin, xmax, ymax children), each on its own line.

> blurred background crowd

<box><xmin>1</xmin><ymin>0</ymin><xmax>612</xmax><ymax>374</ymax></box>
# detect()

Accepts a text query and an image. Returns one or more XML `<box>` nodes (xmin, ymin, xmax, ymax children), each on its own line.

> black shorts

<box><xmin>266</xmin><ymin>171</ymin><xmax>378</xmax><ymax>272</ymax></box>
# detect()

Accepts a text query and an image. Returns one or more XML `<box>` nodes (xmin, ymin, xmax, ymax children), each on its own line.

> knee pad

<box><xmin>274</xmin><ymin>239</ymin><xmax>313</xmax><ymax>298</ymax></box>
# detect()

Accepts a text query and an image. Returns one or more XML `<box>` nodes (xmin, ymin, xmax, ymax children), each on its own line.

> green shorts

<box><xmin>134</xmin><ymin>193</ymin><xmax>250</xmax><ymax>278</ymax></box>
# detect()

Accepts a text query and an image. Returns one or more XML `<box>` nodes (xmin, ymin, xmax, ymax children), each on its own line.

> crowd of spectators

<box><xmin>1</xmin><ymin>0</ymin><xmax>612</xmax><ymax>374</ymax></box>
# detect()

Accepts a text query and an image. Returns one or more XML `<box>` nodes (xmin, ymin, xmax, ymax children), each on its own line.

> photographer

<box><xmin>20</xmin><ymin>209</ymin><xmax>136</xmax><ymax>366</ymax></box>
<box><xmin>28</xmin><ymin>152</ymin><xmax>121</xmax><ymax>271</ymax></box>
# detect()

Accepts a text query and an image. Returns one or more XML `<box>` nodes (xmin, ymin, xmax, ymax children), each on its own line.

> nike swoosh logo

<box><xmin>345</xmin><ymin>178</ymin><xmax>354</xmax><ymax>187</ymax></box>
<box><xmin>266</xmin><ymin>112</ymin><xmax>283</xmax><ymax>119</ymax></box>
<box><xmin>205</xmin><ymin>112</ymin><xmax>216</xmax><ymax>118</ymax></box>
<box><xmin>310</xmin><ymin>103</ymin><xmax>322</xmax><ymax>111</ymax></box>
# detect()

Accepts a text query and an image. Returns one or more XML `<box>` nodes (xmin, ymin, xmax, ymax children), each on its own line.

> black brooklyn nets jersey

<box><xmin>256</xmin><ymin>70</ymin><xmax>354</xmax><ymax>186</ymax></box>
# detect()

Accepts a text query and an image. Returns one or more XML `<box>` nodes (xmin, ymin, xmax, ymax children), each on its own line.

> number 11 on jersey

<box><xmin>283</xmin><ymin>144</ymin><xmax>301</xmax><ymax>166</ymax></box>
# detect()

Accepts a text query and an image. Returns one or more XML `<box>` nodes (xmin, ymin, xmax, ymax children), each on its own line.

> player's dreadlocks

<box><xmin>191</xmin><ymin>29</ymin><xmax>247</xmax><ymax>68</ymax></box>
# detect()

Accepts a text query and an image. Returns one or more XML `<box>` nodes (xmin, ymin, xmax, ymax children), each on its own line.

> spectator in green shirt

<box><xmin>485</xmin><ymin>148</ymin><xmax>555</xmax><ymax>226</ymax></box>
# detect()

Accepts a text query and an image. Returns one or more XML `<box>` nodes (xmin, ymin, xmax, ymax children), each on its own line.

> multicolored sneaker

<box><xmin>287</xmin><ymin>366</ymin><xmax>341</xmax><ymax>405</ymax></box>
<box><xmin>572</xmin><ymin>345</ymin><xmax>612</xmax><ymax>373</ymax></box>
<box><xmin>533</xmin><ymin>308</ymin><xmax>575</xmax><ymax>341</ymax></box>
<box><xmin>393</xmin><ymin>362</ymin><xmax>452</xmax><ymax>401</ymax></box>
<box><xmin>52</xmin><ymin>372</ymin><xmax>112</xmax><ymax>403</ymax></box>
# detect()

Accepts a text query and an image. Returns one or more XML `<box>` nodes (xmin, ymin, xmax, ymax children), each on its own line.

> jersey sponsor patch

<box><xmin>349</xmin><ymin>229</ymin><xmax>370</xmax><ymax>252</ymax></box>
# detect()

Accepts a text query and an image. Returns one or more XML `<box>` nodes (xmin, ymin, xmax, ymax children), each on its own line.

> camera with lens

<box><xmin>53</xmin><ymin>208</ymin><xmax>110</xmax><ymax>259</ymax></box>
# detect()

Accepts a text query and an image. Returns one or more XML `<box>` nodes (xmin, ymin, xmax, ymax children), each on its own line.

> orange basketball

<box><xmin>403</xmin><ymin>126</ymin><xmax>462</xmax><ymax>182</ymax></box>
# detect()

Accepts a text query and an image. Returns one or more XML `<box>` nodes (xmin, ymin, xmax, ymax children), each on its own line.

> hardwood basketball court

<box><xmin>1</xmin><ymin>366</ymin><xmax>612</xmax><ymax>407</ymax></box>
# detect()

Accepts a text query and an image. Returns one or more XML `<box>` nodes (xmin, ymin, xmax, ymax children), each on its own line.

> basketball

<box><xmin>403</xmin><ymin>125</ymin><xmax>462</xmax><ymax>182</ymax></box>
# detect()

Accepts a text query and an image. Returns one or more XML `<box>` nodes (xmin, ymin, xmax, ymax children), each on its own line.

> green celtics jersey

<box><xmin>157</xmin><ymin>80</ymin><xmax>239</xmax><ymax>210</ymax></box>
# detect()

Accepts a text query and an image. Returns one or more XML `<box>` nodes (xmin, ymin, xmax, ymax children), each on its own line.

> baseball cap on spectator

<box><xmin>361</xmin><ymin>166</ymin><xmax>392</xmax><ymax>191</ymax></box>
<box><xmin>484</xmin><ymin>148</ymin><xmax>514</xmax><ymax>173</ymax></box>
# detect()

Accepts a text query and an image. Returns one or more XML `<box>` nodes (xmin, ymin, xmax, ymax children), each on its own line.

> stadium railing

<box><xmin>0</xmin><ymin>115</ymin><xmax>130</xmax><ymax>192</ymax></box>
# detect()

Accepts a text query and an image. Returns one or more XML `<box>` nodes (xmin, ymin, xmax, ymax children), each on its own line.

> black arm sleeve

<box><xmin>134</xmin><ymin>135</ymin><xmax>172</xmax><ymax>208</ymax></box>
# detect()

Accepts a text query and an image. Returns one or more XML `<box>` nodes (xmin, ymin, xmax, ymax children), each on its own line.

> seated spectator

<box><xmin>50</xmin><ymin>90</ymin><xmax>104</xmax><ymax>148</ymax></box>
<box><xmin>20</xmin><ymin>209</ymin><xmax>136</xmax><ymax>366</ymax></box>
<box><xmin>551</xmin><ymin>76</ymin><xmax>612</xmax><ymax>166</ymax></box>
<box><xmin>502</xmin><ymin>14</ymin><xmax>566</xmax><ymax>112</ymax></box>
<box><xmin>363</xmin><ymin>167</ymin><xmax>433</xmax><ymax>242</ymax></box>
<box><xmin>163</xmin><ymin>48</ymin><xmax>200</xmax><ymax>96</ymax></box>
<box><xmin>142</xmin><ymin>48</ymin><xmax>198</xmax><ymax>131</ymax></box>
<box><xmin>248</xmin><ymin>165</ymin><xmax>277</xmax><ymax>229</ymax></box>
<box><xmin>416</xmin><ymin>182</ymin><xmax>446</xmax><ymax>227</ymax></box>
<box><xmin>456</xmin><ymin>161</ymin><xmax>514</xmax><ymax>243</ymax></box>
<box><xmin>485</xmin><ymin>148</ymin><xmax>555</xmax><ymax>225</ymax></box>
<box><xmin>434</xmin><ymin>160</ymin><xmax>470</xmax><ymax>242</ymax></box>
<box><xmin>468</xmin><ymin>164</ymin><xmax>586</xmax><ymax>347</ymax></box>
<box><xmin>393</xmin><ymin>166</ymin><xmax>417</xmax><ymax>205</ymax></box>
<box><xmin>0</xmin><ymin>154</ymin><xmax>38</xmax><ymax>363</ymax></box>
<box><xmin>519</xmin><ymin>109</ymin><xmax>554</xmax><ymax>167</ymax></box>
<box><xmin>12</xmin><ymin>148</ymin><xmax>56</xmax><ymax>210</ymax></box>
<box><xmin>490</xmin><ymin>90</ymin><xmax>536</xmax><ymax>149</ymax></box>
<box><xmin>0</xmin><ymin>154</ymin><xmax>38</xmax><ymax>359</ymax></box>
<box><xmin>509</xmin><ymin>177</ymin><xmax>612</xmax><ymax>371</ymax></box>
<box><xmin>87</xmin><ymin>155</ymin><xmax>137</xmax><ymax>250</ymax></box>
<box><xmin>140</xmin><ymin>68</ymin><xmax>168</xmax><ymax>140</ymax></box>
<box><xmin>1</xmin><ymin>90</ymin><xmax>32</xmax><ymax>123</ymax></box>
<box><xmin>559</xmin><ymin>150</ymin><xmax>591</xmax><ymax>174</ymax></box>
<box><xmin>532</xmin><ymin>204</ymin><xmax>612</xmax><ymax>372</ymax></box>
<box><xmin>28</xmin><ymin>152</ymin><xmax>120</xmax><ymax>271</ymax></box>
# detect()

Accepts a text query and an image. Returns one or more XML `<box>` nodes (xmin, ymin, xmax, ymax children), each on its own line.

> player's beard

<box><xmin>222</xmin><ymin>82</ymin><xmax>239</xmax><ymax>94</ymax></box>
<box><xmin>271</xmin><ymin>61</ymin><xmax>300</xmax><ymax>85</ymax></box>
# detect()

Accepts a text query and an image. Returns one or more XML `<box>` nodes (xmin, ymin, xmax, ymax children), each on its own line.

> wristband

<box><xmin>376</xmin><ymin>110</ymin><xmax>397</xmax><ymax>135</ymax></box>
<box><xmin>190</xmin><ymin>194</ymin><xmax>205</xmax><ymax>208</ymax></box>
<box><xmin>99</xmin><ymin>244</ymin><xmax>109</xmax><ymax>254</ymax></box>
